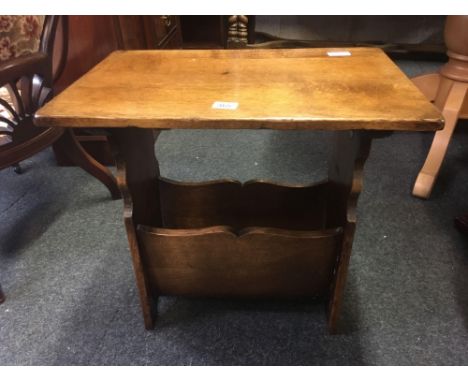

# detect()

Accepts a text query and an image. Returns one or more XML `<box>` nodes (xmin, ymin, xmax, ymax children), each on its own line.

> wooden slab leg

<box><xmin>54</xmin><ymin>129</ymin><xmax>121</xmax><ymax>199</ymax></box>
<box><xmin>109</xmin><ymin>128</ymin><xmax>162</xmax><ymax>330</ymax></box>
<box><xmin>326</xmin><ymin>131</ymin><xmax>373</xmax><ymax>334</ymax></box>
<box><xmin>413</xmin><ymin>81</ymin><xmax>468</xmax><ymax>199</ymax></box>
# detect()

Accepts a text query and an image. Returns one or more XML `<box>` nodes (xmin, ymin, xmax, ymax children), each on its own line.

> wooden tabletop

<box><xmin>35</xmin><ymin>48</ymin><xmax>443</xmax><ymax>131</ymax></box>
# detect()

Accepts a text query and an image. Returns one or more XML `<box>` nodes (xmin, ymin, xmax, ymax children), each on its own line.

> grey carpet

<box><xmin>1</xmin><ymin>59</ymin><xmax>468</xmax><ymax>365</ymax></box>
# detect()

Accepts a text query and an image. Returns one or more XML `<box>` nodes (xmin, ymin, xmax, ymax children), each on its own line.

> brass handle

<box><xmin>161</xmin><ymin>16</ymin><xmax>172</xmax><ymax>29</ymax></box>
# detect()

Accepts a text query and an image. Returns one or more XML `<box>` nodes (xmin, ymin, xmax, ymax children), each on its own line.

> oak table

<box><xmin>35</xmin><ymin>48</ymin><xmax>443</xmax><ymax>333</ymax></box>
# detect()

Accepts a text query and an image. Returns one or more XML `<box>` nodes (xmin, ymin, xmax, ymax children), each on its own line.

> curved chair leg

<box><xmin>0</xmin><ymin>283</ymin><xmax>5</xmax><ymax>304</ymax></box>
<box><xmin>413</xmin><ymin>81</ymin><xmax>468</xmax><ymax>199</ymax></box>
<box><xmin>54</xmin><ymin>129</ymin><xmax>121</xmax><ymax>199</ymax></box>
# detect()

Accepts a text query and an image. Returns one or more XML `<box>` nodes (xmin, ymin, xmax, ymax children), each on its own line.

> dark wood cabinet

<box><xmin>145</xmin><ymin>16</ymin><xmax>182</xmax><ymax>48</ymax></box>
<box><xmin>53</xmin><ymin>16</ymin><xmax>119</xmax><ymax>95</ymax></box>
<box><xmin>115</xmin><ymin>16</ymin><xmax>183</xmax><ymax>50</ymax></box>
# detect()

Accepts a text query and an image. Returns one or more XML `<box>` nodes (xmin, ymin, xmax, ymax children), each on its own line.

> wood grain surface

<box><xmin>35</xmin><ymin>48</ymin><xmax>443</xmax><ymax>131</ymax></box>
<box><xmin>137</xmin><ymin>224</ymin><xmax>342</xmax><ymax>298</ymax></box>
<box><xmin>158</xmin><ymin>177</ymin><xmax>329</xmax><ymax>231</ymax></box>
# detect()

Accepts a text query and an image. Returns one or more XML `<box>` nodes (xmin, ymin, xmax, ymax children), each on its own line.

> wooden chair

<box><xmin>412</xmin><ymin>16</ymin><xmax>468</xmax><ymax>199</ymax></box>
<box><xmin>0</xmin><ymin>16</ymin><xmax>121</xmax><ymax>303</ymax></box>
<box><xmin>0</xmin><ymin>16</ymin><xmax>120</xmax><ymax>197</ymax></box>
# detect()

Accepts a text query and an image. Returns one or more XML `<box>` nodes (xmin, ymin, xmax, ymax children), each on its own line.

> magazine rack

<box><xmin>35</xmin><ymin>48</ymin><xmax>442</xmax><ymax>333</ymax></box>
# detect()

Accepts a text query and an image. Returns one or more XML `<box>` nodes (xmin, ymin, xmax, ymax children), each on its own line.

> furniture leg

<box><xmin>0</xmin><ymin>283</ymin><xmax>5</xmax><ymax>304</ymax></box>
<box><xmin>412</xmin><ymin>81</ymin><xmax>468</xmax><ymax>199</ymax></box>
<box><xmin>13</xmin><ymin>163</ymin><xmax>22</xmax><ymax>174</ymax></box>
<box><xmin>412</xmin><ymin>73</ymin><xmax>441</xmax><ymax>102</ymax></box>
<box><xmin>54</xmin><ymin>129</ymin><xmax>121</xmax><ymax>199</ymax></box>
<box><xmin>326</xmin><ymin>131</ymin><xmax>373</xmax><ymax>334</ymax></box>
<box><xmin>227</xmin><ymin>15</ymin><xmax>249</xmax><ymax>48</ymax></box>
<box><xmin>109</xmin><ymin>128</ymin><xmax>162</xmax><ymax>330</ymax></box>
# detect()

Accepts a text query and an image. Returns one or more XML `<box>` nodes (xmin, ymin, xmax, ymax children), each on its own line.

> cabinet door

<box><xmin>54</xmin><ymin>16</ymin><xmax>120</xmax><ymax>93</ymax></box>
<box><xmin>143</xmin><ymin>16</ymin><xmax>182</xmax><ymax>49</ymax></box>
<box><xmin>114</xmin><ymin>16</ymin><xmax>147</xmax><ymax>49</ymax></box>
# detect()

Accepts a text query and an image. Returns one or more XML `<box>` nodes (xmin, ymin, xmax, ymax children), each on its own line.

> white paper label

<box><xmin>212</xmin><ymin>101</ymin><xmax>239</xmax><ymax>110</ymax></box>
<box><xmin>327</xmin><ymin>51</ymin><xmax>351</xmax><ymax>57</ymax></box>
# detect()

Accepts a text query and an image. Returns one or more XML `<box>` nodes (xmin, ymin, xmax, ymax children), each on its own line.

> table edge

<box><xmin>34</xmin><ymin>113</ymin><xmax>444</xmax><ymax>131</ymax></box>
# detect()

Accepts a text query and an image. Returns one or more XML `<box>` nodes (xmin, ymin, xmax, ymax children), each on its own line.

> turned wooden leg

<box><xmin>54</xmin><ymin>129</ymin><xmax>121</xmax><ymax>200</ymax></box>
<box><xmin>413</xmin><ymin>81</ymin><xmax>468</xmax><ymax>199</ymax></box>
<box><xmin>412</xmin><ymin>73</ymin><xmax>441</xmax><ymax>102</ymax></box>
<box><xmin>0</xmin><ymin>283</ymin><xmax>5</xmax><ymax>304</ymax></box>
<box><xmin>109</xmin><ymin>128</ymin><xmax>162</xmax><ymax>330</ymax></box>
<box><xmin>326</xmin><ymin>131</ymin><xmax>373</xmax><ymax>334</ymax></box>
<box><xmin>227</xmin><ymin>15</ymin><xmax>249</xmax><ymax>48</ymax></box>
